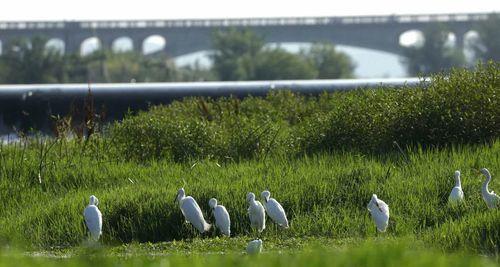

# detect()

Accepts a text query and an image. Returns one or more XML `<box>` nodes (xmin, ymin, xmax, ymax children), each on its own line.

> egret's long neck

<box><xmin>177</xmin><ymin>194</ymin><xmax>185</xmax><ymax>204</ymax></box>
<box><xmin>454</xmin><ymin>175</ymin><xmax>461</xmax><ymax>188</ymax></box>
<box><xmin>482</xmin><ymin>173</ymin><xmax>491</xmax><ymax>195</ymax></box>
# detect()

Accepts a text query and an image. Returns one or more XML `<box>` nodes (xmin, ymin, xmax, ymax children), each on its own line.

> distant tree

<box><xmin>402</xmin><ymin>23</ymin><xmax>465</xmax><ymax>75</ymax></box>
<box><xmin>81</xmin><ymin>50</ymin><xmax>183</xmax><ymax>83</ymax></box>
<box><xmin>178</xmin><ymin>61</ymin><xmax>217</xmax><ymax>82</ymax></box>
<box><xmin>254</xmin><ymin>48</ymin><xmax>317</xmax><ymax>80</ymax></box>
<box><xmin>303</xmin><ymin>43</ymin><xmax>355</xmax><ymax>79</ymax></box>
<box><xmin>211</xmin><ymin>29</ymin><xmax>355</xmax><ymax>80</ymax></box>
<box><xmin>63</xmin><ymin>53</ymin><xmax>90</xmax><ymax>83</ymax></box>
<box><xmin>211</xmin><ymin>28</ymin><xmax>264</xmax><ymax>80</ymax></box>
<box><xmin>83</xmin><ymin>50</ymin><xmax>110</xmax><ymax>82</ymax></box>
<box><xmin>0</xmin><ymin>36</ymin><xmax>66</xmax><ymax>83</ymax></box>
<box><xmin>473</xmin><ymin>13</ymin><xmax>500</xmax><ymax>62</ymax></box>
<box><xmin>140</xmin><ymin>55</ymin><xmax>180</xmax><ymax>82</ymax></box>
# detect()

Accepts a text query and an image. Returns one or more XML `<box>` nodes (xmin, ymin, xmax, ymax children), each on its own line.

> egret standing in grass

<box><xmin>175</xmin><ymin>188</ymin><xmax>211</xmax><ymax>233</ymax></box>
<box><xmin>367</xmin><ymin>194</ymin><xmax>389</xmax><ymax>232</ymax></box>
<box><xmin>247</xmin><ymin>192</ymin><xmax>266</xmax><ymax>233</ymax></box>
<box><xmin>246</xmin><ymin>239</ymin><xmax>263</xmax><ymax>255</ymax></box>
<box><xmin>208</xmin><ymin>198</ymin><xmax>231</xmax><ymax>236</ymax></box>
<box><xmin>448</xmin><ymin>170</ymin><xmax>464</xmax><ymax>204</ymax></box>
<box><xmin>261</xmin><ymin>190</ymin><xmax>289</xmax><ymax>228</ymax></box>
<box><xmin>83</xmin><ymin>195</ymin><xmax>102</xmax><ymax>242</ymax></box>
<box><xmin>480</xmin><ymin>168</ymin><xmax>499</xmax><ymax>209</ymax></box>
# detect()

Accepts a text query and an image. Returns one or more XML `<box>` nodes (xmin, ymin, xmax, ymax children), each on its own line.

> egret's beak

<box><xmin>173</xmin><ymin>194</ymin><xmax>178</xmax><ymax>204</ymax></box>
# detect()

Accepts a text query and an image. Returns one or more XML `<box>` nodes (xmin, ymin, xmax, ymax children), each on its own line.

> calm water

<box><xmin>174</xmin><ymin>43</ymin><xmax>407</xmax><ymax>78</ymax></box>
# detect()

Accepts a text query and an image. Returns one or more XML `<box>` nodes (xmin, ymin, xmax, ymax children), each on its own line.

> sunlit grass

<box><xmin>0</xmin><ymin>238</ymin><xmax>497</xmax><ymax>267</ymax></box>
<box><xmin>0</xmin><ymin>139</ymin><xmax>498</xmax><ymax>254</ymax></box>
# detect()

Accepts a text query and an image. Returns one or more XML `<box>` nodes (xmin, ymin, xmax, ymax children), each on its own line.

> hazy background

<box><xmin>1</xmin><ymin>0</ymin><xmax>499</xmax><ymax>78</ymax></box>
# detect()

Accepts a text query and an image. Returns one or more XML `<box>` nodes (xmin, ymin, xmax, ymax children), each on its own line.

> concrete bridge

<box><xmin>0</xmin><ymin>13</ymin><xmax>492</xmax><ymax>57</ymax></box>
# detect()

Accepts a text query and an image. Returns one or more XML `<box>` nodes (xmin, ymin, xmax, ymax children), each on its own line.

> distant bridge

<box><xmin>0</xmin><ymin>13</ymin><xmax>492</xmax><ymax>57</ymax></box>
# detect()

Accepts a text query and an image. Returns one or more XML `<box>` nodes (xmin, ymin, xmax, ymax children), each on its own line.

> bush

<box><xmin>293</xmin><ymin>62</ymin><xmax>499</xmax><ymax>154</ymax></box>
<box><xmin>109</xmin><ymin>63</ymin><xmax>500</xmax><ymax>162</ymax></box>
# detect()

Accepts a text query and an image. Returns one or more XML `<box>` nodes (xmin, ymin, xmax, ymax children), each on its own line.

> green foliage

<box><xmin>0</xmin><ymin>239</ymin><xmax>497</xmax><ymax>267</ymax></box>
<box><xmin>473</xmin><ymin>13</ymin><xmax>500</xmax><ymax>62</ymax></box>
<box><xmin>211</xmin><ymin>28</ymin><xmax>264</xmax><ymax>80</ymax></box>
<box><xmin>402</xmin><ymin>23</ymin><xmax>465</xmax><ymax>75</ymax></box>
<box><xmin>109</xmin><ymin>97</ymin><xmax>286</xmax><ymax>162</ymax></box>
<box><xmin>425</xmin><ymin>211</ymin><xmax>500</xmax><ymax>253</ymax></box>
<box><xmin>110</xmin><ymin>63</ymin><xmax>499</xmax><ymax>161</ymax></box>
<box><xmin>0</xmin><ymin>137</ymin><xmax>499</xmax><ymax>254</ymax></box>
<box><xmin>0</xmin><ymin>37</ymin><xmax>212</xmax><ymax>84</ymax></box>
<box><xmin>0</xmin><ymin>36</ymin><xmax>67</xmax><ymax>83</ymax></box>
<box><xmin>303</xmin><ymin>43</ymin><xmax>355</xmax><ymax>79</ymax></box>
<box><xmin>254</xmin><ymin>48</ymin><xmax>317</xmax><ymax>80</ymax></box>
<box><xmin>297</xmin><ymin>63</ymin><xmax>499</xmax><ymax>154</ymax></box>
<box><xmin>210</xmin><ymin>28</ymin><xmax>355</xmax><ymax>80</ymax></box>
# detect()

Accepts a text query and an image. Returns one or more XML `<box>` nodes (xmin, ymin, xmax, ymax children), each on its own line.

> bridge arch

<box><xmin>399</xmin><ymin>29</ymin><xmax>425</xmax><ymax>48</ymax></box>
<box><xmin>463</xmin><ymin>30</ymin><xmax>480</xmax><ymax>62</ymax></box>
<box><xmin>0</xmin><ymin>13</ymin><xmax>488</xmax><ymax>57</ymax></box>
<box><xmin>112</xmin><ymin>36</ymin><xmax>134</xmax><ymax>53</ymax></box>
<box><xmin>80</xmin><ymin>37</ymin><xmax>102</xmax><ymax>56</ymax></box>
<box><xmin>142</xmin><ymin>35</ymin><xmax>166</xmax><ymax>55</ymax></box>
<box><xmin>463</xmin><ymin>30</ymin><xmax>480</xmax><ymax>48</ymax></box>
<box><xmin>445</xmin><ymin>32</ymin><xmax>458</xmax><ymax>48</ymax></box>
<box><xmin>45</xmin><ymin>38</ymin><xmax>65</xmax><ymax>54</ymax></box>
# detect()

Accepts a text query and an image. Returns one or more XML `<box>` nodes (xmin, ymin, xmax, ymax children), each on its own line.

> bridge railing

<box><xmin>0</xmin><ymin>13</ymin><xmax>492</xmax><ymax>30</ymax></box>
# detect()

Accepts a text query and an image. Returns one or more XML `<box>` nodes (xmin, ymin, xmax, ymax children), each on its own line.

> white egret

<box><xmin>367</xmin><ymin>194</ymin><xmax>389</xmax><ymax>232</ymax></box>
<box><xmin>83</xmin><ymin>195</ymin><xmax>102</xmax><ymax>241</ymax></box>
<box><xmin>208</xmin><ymin>198</ymin><xmax>231</xmax><ymax>236</ymax></box>
<box><xmin>261</xmin><ymin>191</ymin><xmax>289</xmax><ymax>228</ymax></box>
<box><xmin>246</xmin><ymin>239</ymin><xmax>263</xmax><ymax>255</ymax></box>
<box><xmin>448</xmin><ymin>170</ymin><xmax>464</xmax><ymax>204</ymax></box>
<box><xmin>480</xmin><ymin>168</ymin><xmax>499</xmax><ymax>209</ymax></box>
<box><xmin>175</xmin><ymin>188</ymin><xmax>211</xmax><ymax>233</ymax></box>
<box><xmin>247</xmin><ymin>192</ymin><xmax>266</xmax><ymax>232</ymax></box>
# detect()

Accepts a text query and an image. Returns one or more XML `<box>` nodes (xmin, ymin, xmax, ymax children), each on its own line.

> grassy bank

<box><xmin>110</xmin><ymin>63</ymin><xmax>499</xmax><ymax>162</ymax></box>
<box><xmin>0</xmin><ymin>238</ymin><xmax>498</xmax><ymax>267</ymax></box>
<box><xmin>0</xmin><ymin>138</ymin><xmax>498</xmax><ymax>253</ymax></box>
<box><xmin>0</xmin><ymin>65</ymin><xmax>499</xmax><ymax>266</ymax></box>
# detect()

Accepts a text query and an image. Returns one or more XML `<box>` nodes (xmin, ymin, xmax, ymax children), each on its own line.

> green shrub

<box><xmin>293</xmin><ymin>63</ymin><xmax>500</xmax><ymax>154</ymax></box>
<box><xmin>109</xmin><ymin>62</ymin><xmax>499</xmax><ymax>162</ymax></box>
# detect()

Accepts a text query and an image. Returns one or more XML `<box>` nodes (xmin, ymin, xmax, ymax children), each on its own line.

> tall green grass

<box><xmin>0</xmin><ymin>138</ymin><xmax>498</xmax><ymax>253</ymax></box>
<box><xmin>110</xmin><ymin>63</ymin><xmax>499</xmax><ymax>162</ymax></box>
<box><xmin>0</xmin><ymin>239</ymin><xmax>497</xmax><ymax>267</ymax></box>
<box><xmin>0</xmin><ymin>64</ymin><xmax>499</xmax><ymax>258</ymax></box>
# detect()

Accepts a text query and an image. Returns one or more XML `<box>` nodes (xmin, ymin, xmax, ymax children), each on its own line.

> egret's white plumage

<box><xmin>209</xmin><ymin>198</ymin><xmax>231</xmax><ymax>236</ymax></box>
<box><xmin>367</xmin><ymin>194</ymin><xmax>389</xmax><ymax>232</ymax></box>
<box><xmin>176</xmin><ymin>188</ymin><xmax>211</xmax><ymax>233</ymax></box>
<box><xmin>261</xmin><ymin>191</ymin><xmax>289</xmax><ymax>228</ymax></box>
<box><xmin>247</xmin><ymin>192</ymin><xmax>266</xmax><ymax>232</ymax></box>
<box><xmin>480</xmin><ymin>168</ymin><xmax>499</xmax><ymax>209</ymax></box>
<box><xmin>448</xmin><ymin>170</ymin><xmax>464</xmax><ymax>204</ymax></box>
<box><xmin>83</xmin><ymin>195</ymin><xmax>102</xmax><ymax>241</ymax></box>
<box><xmin>246</xmin><ymin>239</ymin><xmax>263</xmax><ymax>255</ymax></box>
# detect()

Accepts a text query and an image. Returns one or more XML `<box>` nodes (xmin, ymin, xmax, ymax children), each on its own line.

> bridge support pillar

<box><xmin>132</xmin><ymin>39</ymin><xmax>143</xmax><ymax>54</ymax></box>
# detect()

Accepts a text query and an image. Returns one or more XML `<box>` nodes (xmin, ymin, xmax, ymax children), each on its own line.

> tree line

<box><xmin>0</xmin><ymin>14</ymin><xmax>498</xmax><ymax>84</ymax></box>
<box><xmin>402</xmin><ymin>14</ymin><xmax>500</xmax><ymax>75</ymax></box>
<box><xmin>0</xmin><ymin>29</ymin><xmax>354</xmax><ymax>84</ymax></box>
